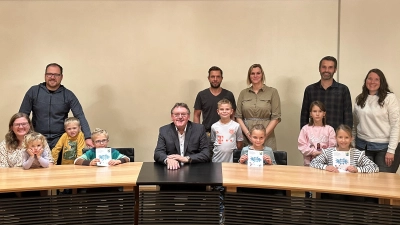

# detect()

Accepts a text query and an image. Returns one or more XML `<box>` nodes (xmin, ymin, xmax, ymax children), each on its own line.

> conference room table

<box><xmin>1</xmin><ymin>162</ymin><xmax>400</xmax><ymax>225</ymax></box>
<box><xmin>0</xmin><ymin>162</ymin><xmax>142</xmax><ymax>225</ymax></box>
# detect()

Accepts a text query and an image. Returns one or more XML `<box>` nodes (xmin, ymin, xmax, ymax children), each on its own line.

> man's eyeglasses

<box><xmin>13</xmin><ymin>123</ymin><xmax>29</xmax><ymax>128</ymax></box>
<box><xmin>172</xmin><ymin>113</ymin><xmax>188</xmax><ymax>118</ymax></box>
<box><xmin>45</xmin><ymin>73</ymin><xmax>62</xmax><ymax>78</ymax></box>
<box><xmin>94</xmin><ymin>139</ymin><xmax>109</xmax><ymax>144</ymax></box>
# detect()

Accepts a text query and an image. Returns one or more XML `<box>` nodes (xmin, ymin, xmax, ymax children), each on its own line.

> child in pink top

<box><xmin>298</xmin><ymin>101</ymin><xmax>336</xmax><ymax>166</ymax></box>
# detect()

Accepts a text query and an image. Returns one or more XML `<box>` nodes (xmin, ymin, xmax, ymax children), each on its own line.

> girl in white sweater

<box><xmin>353</xmin><ymin>68</ymin><xmax>400</xmax><ymax>173</ymax></box>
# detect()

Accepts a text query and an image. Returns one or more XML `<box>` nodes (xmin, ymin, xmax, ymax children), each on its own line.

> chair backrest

<box><xmin>82</xmin><ymin>147</ymin><xmax>135</xmax><ymax>162</ymax></box>
<box><xmin>233</xmin><ymin>149</ymin><xmax>287</xmax><ymax>165</ymax></box>
<box><xmin>114</xmin><ymin>148</ymin><xmax>135</xmax><ymax>162</ymax></box>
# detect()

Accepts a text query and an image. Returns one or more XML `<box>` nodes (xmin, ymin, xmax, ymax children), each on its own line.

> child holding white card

<box><xmin>74</xmin><ymin>128</ymin><xmax>129</xmax><ymax>166</ymax></box>
<box><xmin>239</xmin><ymin>124</ymin><xmax>276</xmax><ymax>165</ymax></box>
<box><xmin>310</xmin><ymin>124</ymin><xmax>378</xmax><ymax>173</ymax></box>
<box><xmin>310</xmin><ymin>125</ymin><xmax>378</xmax><ymax>202</ymax></box>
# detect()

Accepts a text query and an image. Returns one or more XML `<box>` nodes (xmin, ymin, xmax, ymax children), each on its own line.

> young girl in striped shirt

<box><xmin>310</xmin><ymin>124</ymin><xmax>378</xmax><ymax>173</ymax></box>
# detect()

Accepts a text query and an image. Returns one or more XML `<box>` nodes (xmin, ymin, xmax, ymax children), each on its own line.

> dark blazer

<box><xmin>154</xmin><ymin>121</ymin><xmax>210</xmax><ymax>164</ymax></box>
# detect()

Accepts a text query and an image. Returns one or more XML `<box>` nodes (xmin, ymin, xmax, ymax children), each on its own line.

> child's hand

<box><xmin>35</xmin><ymin>147</ymin><xmax>44</xmax><ymax>157</ymax></box>
<box><xmin>346</xmin><ymin>166</ymin><xmax>358</xmax><ymax>173</ymax></box>
<box><xmin>263</xmin><ymin>155</ymin><xmax>272</xmax><ymax>165</ymax></box>
<box><xmin>239</xmin><ymin>155</ymin><xmax>248</xmax><ymax>164</ymax></box>
<box><xmin>108</xmin><ymin>159</ymin><xmax>121</xmax><ymax>166</ymax></box>
<box><xmin>27</xmin><ymin>149</ymin><xmax>35</xmax><ymax>157</ymax></box>
<box><xmin>325</xmin><ymin>165</ymin><xmax>339</xmax><ymax>173</ymax></box>
<box><xmin>90</xmin><ymin>158</ymin><xmax>100</xmax><ymax>166</ymax></box>
<box><xmin>312</xmin><ymin>151</ymin><xmax>321</xmax><ymax>157</ymax></box>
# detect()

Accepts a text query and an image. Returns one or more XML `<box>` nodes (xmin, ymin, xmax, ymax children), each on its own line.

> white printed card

<box><xmin>96</xmin><ymin>148</ymin><xmax>112</xmax><ymax>167</ymax></box>
<box><xmin>333</xmin><ymin>150</ymin><xmax>350</xmax><ymax>171</ymax></box>
<box><xmin>248</xmin><ymin>150</ymin><xmax>263</xmax><ymax>168</ymax></box>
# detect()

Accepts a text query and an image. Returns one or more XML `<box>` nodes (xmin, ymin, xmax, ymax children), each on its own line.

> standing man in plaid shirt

<box><xmin>300</xmin><ymin>56</ymin><xmax>353</xmax><ymax>130</ymax></box>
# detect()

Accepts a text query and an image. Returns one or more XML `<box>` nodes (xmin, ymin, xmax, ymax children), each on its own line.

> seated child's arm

<box><xmin>22</xmin><ymin>150</ymin><xmax>35</xmax><ymax>170</ymax></box>
<box><xmin>74</xmin><ymin>150</ymin><xmax>95</xmax><ymax>166</ymax></box>
<box><xmin>264</xmin><ymin>148</ymin><xmax>276</xmax><ymax>165</ymax></box>
<box><xmin>309</xmin><ymin>149</ymin><xmax>330</xmax><ymax>171</ymax></box>
<box><xmin>354</xmin><ymin>150</ymin><xmax>379</xmax><ymax>173</ymax></box>
<box><xmin>239</xmin><ymin>148</ymin><xmax>248</xmax><ymax>164</ymax></box>
<box><xmin>110</xmin><ymin>149</ymin><xmax>130</xmax><ymax>165</ymax></box>
<box><xmin>37</xmin><ymin>144</ymin><xmax>52</xmax><ymax>168</ymax></box>
<box><xmin>298</xmin><ymin>127</ymin><xmax>317</xmax><ymax>157</ymax></box>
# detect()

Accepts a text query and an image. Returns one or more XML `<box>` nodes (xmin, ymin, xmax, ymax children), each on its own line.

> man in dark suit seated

<box><xmin>154</xmin><ymin>103</ymin><xmax>211</xmax><ymax>170</ymax></box>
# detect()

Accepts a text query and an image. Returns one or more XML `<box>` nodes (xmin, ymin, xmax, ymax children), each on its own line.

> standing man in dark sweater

<box><xmin>193</xmin><ymin>66</ymin><xmax>236</xmax><ymax>148</ymax></box>
<box><xmin>19</xmin><ymin>63</ymin><xmax>93</xmax><ymax>153</ymax></box>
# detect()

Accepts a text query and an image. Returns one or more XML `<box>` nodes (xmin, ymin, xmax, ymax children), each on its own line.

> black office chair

<box><xmin>82</xmin><ymin>147</ymin><xmax>134</xmax><ymax>162</ymax></box>
<box><xmin>233</xmin><ymin>149</ymin><xmax>287</xmax><ymax>165</ymax></box>
<box><xmin>114</xmin><ymin>148</ymin><xmax>135</xmax><ymax>162</ymax></box>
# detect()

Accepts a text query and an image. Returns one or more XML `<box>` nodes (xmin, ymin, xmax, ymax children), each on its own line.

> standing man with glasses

<box><xmin>154</xmin><ymin>103</ymin><xmax>210</xmax><ymax>170</ymax></box>
<box><xmin>19</xmin><ymin>63</ymin><xmax>93</xmax><ymax>160</ymax></box>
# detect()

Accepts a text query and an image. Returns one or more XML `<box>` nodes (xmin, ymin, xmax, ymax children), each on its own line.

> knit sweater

<box><xmin>353</xmin><ymin>93</ymin><xmax>400</xmax><ymax>154</ymax></box>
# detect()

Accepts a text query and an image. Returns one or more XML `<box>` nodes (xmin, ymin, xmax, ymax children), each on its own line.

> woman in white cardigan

<box><xmin>353</xmin><ymin>68</ymin><xmax>400</xmax><ymax>173</ymax></box>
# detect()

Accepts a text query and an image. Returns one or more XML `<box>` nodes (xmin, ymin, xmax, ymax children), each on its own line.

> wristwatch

<box><xmin>185</xmin><ymin>156</ymin><xmax>192</xmax><ymax>164</ymax></box>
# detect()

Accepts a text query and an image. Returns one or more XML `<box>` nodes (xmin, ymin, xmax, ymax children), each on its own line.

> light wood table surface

<box><xmin>222</xmin><ymin>163</ymin><xmax>400</xmax><ymax>205</ymax></box>
<box><xmin>0</xmin><ymin>162</ymin><xmax>142</xmax><ymax>193</ymax></box>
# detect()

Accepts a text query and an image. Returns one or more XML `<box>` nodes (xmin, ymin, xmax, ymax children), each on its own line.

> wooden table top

<box><xmin>0</xmin><ymin>162</ymin><xmax>142</xmax><ymax>193</ymax></box>
<box><xmin>222</xmin><ymin>163</ymin><xmax>400</xmax><ymax>199</ymax></box>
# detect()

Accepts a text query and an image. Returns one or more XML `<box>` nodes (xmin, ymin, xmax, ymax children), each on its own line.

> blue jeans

<box><xmin>358</xmin><ymin>142</ymin><xmax>400</xmax><ymax>173</ymax></box>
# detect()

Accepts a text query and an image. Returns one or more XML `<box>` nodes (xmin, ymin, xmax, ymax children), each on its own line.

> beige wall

<box><xmin>1</xmin><ymin>0</ymin><xmax>398</xmax><ymax>168</ymax></box>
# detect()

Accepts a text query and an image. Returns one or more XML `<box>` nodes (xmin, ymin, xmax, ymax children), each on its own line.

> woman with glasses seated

<box><xmin>0</xmin><ymin>113</ymin><xmax>53</xmax><ymax>198</ymax></box>
<box><xmin>74</xmin><ymin>128</ymin><xmax>129</xmax><ymax>166</ymax></box>
<box><xmin>0</xmin><ymin>113</ymin><xmax>50</xmax><ymax>168</ymax></box>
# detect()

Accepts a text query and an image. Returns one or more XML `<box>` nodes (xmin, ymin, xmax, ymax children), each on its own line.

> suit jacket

<box><xmin>154</xmin><ymin>121</ymin><xmax>210</xmax><ymax>164</ymax></box>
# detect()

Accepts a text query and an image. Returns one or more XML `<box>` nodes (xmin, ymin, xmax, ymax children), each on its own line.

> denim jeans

<box><xmin>359</xmin><ymin>145</ymin><xmax>400</xmax><ymax>173</ymax></box>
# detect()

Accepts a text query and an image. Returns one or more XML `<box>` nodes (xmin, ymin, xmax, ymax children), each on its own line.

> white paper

<box><xmin>96</xmin><ymin>148</ymin><xmax>112</xmax><ymax>167</ymax></box>
<box><xmin>333</xmin><ymin>150</ymin><xmax>350</xmax><ymax>171</ymax></box>
<box><xmin>247</xmin><ymin>150</ymin><xmax>263</xmax><ymax>168</ymax></box>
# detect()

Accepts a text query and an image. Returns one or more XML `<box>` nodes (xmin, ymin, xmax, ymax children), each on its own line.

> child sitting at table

<box><xmin>237</xmin><ymin>124</ymin><xmax>284</xmax><ymax>196</ymax></box>
<box><xmin>239</xmin><ymin>124</ymin><xmax>276</xmax><ymax>165</ymax></box>
<box><xmin>52</xmin><ymin>117</ymin><xmax>85</xmax><ymax>165</ymax></box>
<box><xmin>74</xmin><ymin>128</ymin><xmax>130</xmax><ymax>166</ymax></box>
<box><xmin>23</xmin><ymin>132</ymin><xmax>53</xmax><ymax>169</ymax></box>
<box><xmin>310</xmin><ymin>124</ymin><xmax>378</xmax><ymax>173</ymax></box>
<box><xmin>310</xmin><ymin>124</ymin><xmax>379</xmax><ymax>202</ymax></box>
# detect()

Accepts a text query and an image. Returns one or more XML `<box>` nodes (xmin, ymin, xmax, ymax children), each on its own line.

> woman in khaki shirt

<box><xmin>235</xmin><ymin>64</ymin><xmax>281</xmax><ymax>150</ymax></box>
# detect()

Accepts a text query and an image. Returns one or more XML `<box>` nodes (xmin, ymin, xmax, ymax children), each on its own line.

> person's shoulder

<box><xmin>385</xmin><ymin>92</ymin><xmax>398</xmax><ymax>101</ymax></box>
<box><xmin>324</xmin><ymin>125</ymin><xmax>335</xmax><ymax>131</ymax></box>
<box><xmin>73</xmin><ymin>131</ymin><xmax>85</xmax><ymax>140</ymax></box>
<box><xmin>239</xmin><ymin>86</ymin><xmax>252</xmax><ymax>93</ymax></box>
<box><xmin>334</xmin><ymin>80</ymin><xmax>350</xmax><ymax>89</ymax></box>
<box><xmin>159</xmin><ymin>123</ymin><xmax>174</xmax><ymax>132</ymax></box>
<box><xmin>197</xmin><ymin>88</ymin><xmax>210</xmax><ymax>95</ymax></box>
<box><xmin>263</xmin><ymin>146</ymin><xmax>273</xmax><ymax>152</ymax></box>
<box><xmin>221</xmin><ymin>88</ymin><xmax>234</xmax><ymax>95</ymax></box>
<box><xmin>323</xmin><ymin>147</ymin><xmax>335</xmax><ymax>152</ymax></box>
<box><xmin>189</xmin><ymin>121</ymin><xmax>205</xmax><ymax>130</ymax></box>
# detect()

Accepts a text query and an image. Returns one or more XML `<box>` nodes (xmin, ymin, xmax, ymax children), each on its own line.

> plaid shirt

<box><xmin>300</xmin><ymin>79</ymin><xmax>353</xmax><ymax>130</ymax></box>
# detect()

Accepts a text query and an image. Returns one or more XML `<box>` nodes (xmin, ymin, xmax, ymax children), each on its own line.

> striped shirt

<box><xmin>310</xmin><ymin>147</ymin><xmax>379</xmax><ymax>173</ymax></box>
<box><xmin>300</xmin><ymin>79</ymin><xmax>353</xmax><ymax>130</ymax></box>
